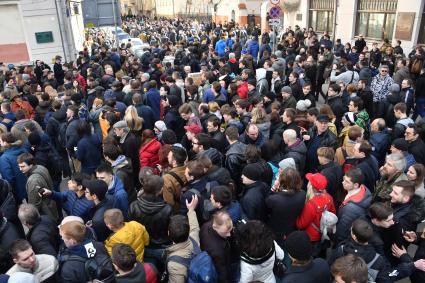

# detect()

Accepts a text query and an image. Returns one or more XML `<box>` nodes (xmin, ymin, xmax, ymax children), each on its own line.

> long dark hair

<box><xmin>236</xmin><ymin>220</ymin><xmax>274</xmax><ymax>259</ymax></box>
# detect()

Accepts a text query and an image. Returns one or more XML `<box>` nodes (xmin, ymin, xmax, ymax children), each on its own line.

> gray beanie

<box><xmin>279</xmin><ymin>158</ymin><xmax>296</xmax><ymax>170</ymax></box>
<box><xmin>281</xmin><ymin>86</ymin><xmax>292</xmax><ymax>94</ymax></box>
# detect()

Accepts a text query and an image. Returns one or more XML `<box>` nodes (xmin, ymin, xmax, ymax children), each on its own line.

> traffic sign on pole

<box><xmin>270</xmin><ymin>0</ymin><xmax>280</xmax><ymax>5</ymax></box>
<box><xmin>269</xmin><ymin>6</ymin><xmax>281</xmax><ymax>18</ymax></box>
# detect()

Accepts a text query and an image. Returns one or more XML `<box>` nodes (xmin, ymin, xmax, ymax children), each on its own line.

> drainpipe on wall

<box><xmin>54</xmin><ymin>0</ymin><xmax>68</xmax><ymax>61</ymax></box>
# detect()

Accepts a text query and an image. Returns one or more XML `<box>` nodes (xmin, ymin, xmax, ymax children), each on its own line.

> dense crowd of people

<box><xmin>1</xmin><ymin>16</ymin><xmax>425</xmax><ymax>283</ymax></box>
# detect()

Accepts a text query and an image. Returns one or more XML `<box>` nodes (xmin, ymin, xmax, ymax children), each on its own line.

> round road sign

<box><xmin>269</xmin><ymin>6</ymin><xmax>281</xmax><ymax>18</ymax></box>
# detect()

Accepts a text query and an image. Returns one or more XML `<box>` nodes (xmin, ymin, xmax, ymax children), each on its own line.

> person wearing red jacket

<box><xmin>296</xmin><ymin>173</ymin><xmax>336</xmax><ymax>255</ymax></box>
<box><xmin>10</xmin><ymin>92</ymin><xmax>35</xmax><ymax>119</ymax></box>
<box><xmin>236</xmin><ymin>77</ymin><xmax>248</xmax><ymax>100</ymax></box>
<box><xmin>139</xmin><ymin>129</ymin><xmax>161</xmax><ymax>170</ymax></box>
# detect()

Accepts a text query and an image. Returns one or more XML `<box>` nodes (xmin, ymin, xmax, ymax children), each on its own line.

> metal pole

<box><xmin>332</xmin><ymin>0</ymin><xmax>338</xmax><ymax>44</ymax></box>
<box><xmin>172</xmin><ymin>0</ymin><xmax>175</xmax><ymax>18</ymax></box>
<box><xmin>112</xmin><ymin>0</ymin><xmax>119</xmax><ymax>48</ymax></box>
<box><xmin>273</xmin><ymin>25</ymin><xmax>276</xmax><ymax>54</ymax></box>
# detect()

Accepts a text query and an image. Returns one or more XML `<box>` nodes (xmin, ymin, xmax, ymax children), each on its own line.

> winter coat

<box><xmin>129</xmin><ymin>194</ymin><xmax>172</xmax><ymax>247</ymax></box>
<box><xmin>11</xmin><ymin>99</ymin><xmax>35</xmax><ymax>119</ymax></box>
<box><xmin>0</xmin><ymin>179</ymin><xmax>17</xmax><ymax>223</ymax></box>
<box><xmin>0</xmin><ymin>143</ymin><xmax>28</xmax><ymax>202</ymax></box>
<box><xmin>392</xmin><ymin>117</ymin><xmax>414</xmax><ymax>141</ymax></box>
<box><xmin>319</xmin><ymin>162</ymin><xmax>343</xmax><ymax>201</ymax></box>
<box><xmin>281</xmin><ymin>258</ymin><xmax>331</xmax><ymax>283</ymax></box>
<box><xmin>89</xmin><ymin>199</ymin><xmax>113</xmax><ymax>242</ymax></box>
<box><xmin>200</xmin><ymin>222</ymin><xmax>239</xmax><ymax>283</ymax></box>
<box><xmin>408</xmin><ymin>138</ymin><xmax>425</xmax><ymax>165</ymax></box>
<box><xmin>283</xmin><ymin>139</ymin><xmax>307</xmax><ymax>174</ymax></box>
<box><xmin>329</xmin><ymin>240</ymin><xmax>393</xmax><ymax>283</ymax></box>
<box><xmin>371</xmin><ymin>74</ymin><xmax>394</xmax><ymax>102</ymax></box>
<box><xmin>196</xmin><ymin>148</ymin><xmax>223</xmax><ymax>167</ymax></box>
<box><xmin>305</xmin><ymin>127</ymin><xmax>338</xmax><ymax>173</ymax></box>
<box><xmin>336</xmin><ymin>186</ymin><xmax>372</xmax><ymax>242</ymax></box>
<box><xmin>46</xmin><ymin>109</ymin><xmax>67</xmax><ymax>152</ymax></box>
<box><xmin>296</xmin><ymin>192</ymin><xmax>336</xmax><ymax>242</ymax></box>
<box><xmin>357</xmin><ymin>155</ymin><xmax>380</xmax><ymax>192</ymax></box>
<box><xmin>119</xmin><ymin>131</ymin><xmax>141</xmax><ymax>184</ymax></box>
<box><xmin>162</xmin><ymin>166</ymin><xmax>188</xmax><ymax>213</ymax></box>
<box><xmin>240</xmin><ymin>241</ymin><xmax>285</xmax><ymax>283</ymax></box>
<box><xmin>225</xmin><ymin>142</ymin><xmax>247</xmax><ymax>185</ymax></box>
<box><xmin>115</xmin><ymin>262</ymin><xmax>157</xmax><ymax>283</ymax></box>
<box><xmin>145</xmin><ymin>88</ymin><xmax>161</xmax><ymax>121</ymax></box>
<box><xmin>215</xmin><ymin>39</ymin><xmax>227</xmax><ymax>57</ymax></box>
<box><xmin>209</xmin><ymin>130</ymin><xmax>227</xmax><ymax>153</ymax></box>
<box><xmin>0</xmin><ymin>218</ymin><xmax>22</xmax><ymax>273</ymax></box>
<box><xmin>58</xmin><ymin>240</ymin><xmax>109</xmax><ymax>283</ymax></box>
<box><xmin>370</xmin><ymin>130</ymin><xmax>391</xmax><ymax>166</ymax></box>
<box><xmin>76</xmin><ymin>134</ymin><xmax>102</xmax><ymax>175</ymax></box>
<box><xmin>327</xmin><ymin>95</ymin><xmax>346</xmax><ymax>130</ymax></box>
<box><xmin>255</xmin><ymin>121</ymin><xmax>271</xmax><ymax>140</ymax></box>
<box><xmin>51</xmin><ymin>190</ymin><xmax>94</xmax><ymax>222</ymax></box>
<box><xmin>112</xmin><ymin>156</ymin><xmax>136</xmax><ymax>203</ymax></box>
<box><xmin>27</xmin><ymin>215</ymin><xmax>59</xmax><ymax>257</ymax></box>
<box><xmin>134</xmin><ymin>103</ymin><xmax>155</xmax><ymax>130</ymax></box>
<box><xmin>266</xmin><ymin>190</ymin><xmax>306</xmax><ymax>239</ymax></box>
<box><xmin>374</xmin><ymin>172</ymin><xmax>408</xmax><ymax>203</ymax></box>
<box><xmin>248</xmin><ymin>40</ymin><xmax>259</xmax><ymax>59</ymax></box>
<box><xmin>240</xmin><ymin>181</ymin><xmax>269</xmax><ymax>222</ymax></box>
<box><xmin>105</xmin><ymin>221</ymin><xmax>150</xmax><ymax>262</ymax></box>
<box><xmin>164</xmin><ymin>108</ymin><xmax>185</xmax><ymax>141</ymax></box>
<box><xmin>65</xmin><ymin>116</ymin><xmax>82</xmax><ymax>155</ymax></box>
<box><xmin>239</xmin><ymin>130</ymin><xmax>266</xmax><ymax>148</ymax></box>
<box><xmin>139</xmin><ymin>138</ymin><xmax>161</xmax><ymax>169</ymax></box>
<box><xmin>106</xmin><ymin>175</ymin><xmax>129</xmax><ymax>219</ymax></box>
<box><xmin>393</xmin><ymin>66</ymin><xmax>411</xmax><ymax>85</ymax></box>
<box><xmin>26</xmin><ymin>165</ymin><xmax>58</xmax><ymax>222</ymax></box>
<box><xmin>330</xmin><ymin>70</ymin><xmax>359</xmax><ymax>85</ymax></box>
<box><xmin>35</xmin><ymin>101</ymin><xmax>51</xmax><ymax>128</ymax></box>
<box><xmin>166</xmin><ymin>209</ymin><xmax>200</xmax><ymax>283</ymax></box>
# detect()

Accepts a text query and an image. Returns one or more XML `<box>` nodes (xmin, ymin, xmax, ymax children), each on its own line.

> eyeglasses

<box><xmin>380</xmin><ymin>70</ymin><xmax>388</xmax><ymax>73</ymax></box>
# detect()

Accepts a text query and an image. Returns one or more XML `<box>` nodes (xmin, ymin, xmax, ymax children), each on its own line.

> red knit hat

<box><xmin>306</xmin><ymin>173</ymin><xmax>328</xmax><ymax>191</ymax></box>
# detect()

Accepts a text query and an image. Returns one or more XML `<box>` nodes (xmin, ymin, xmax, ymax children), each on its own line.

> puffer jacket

<box><xmin>240</xmin><ymin>181</ymin><xmax>269</xmax><ymax>222</ymax></box>
<box><xmin>255</xmin><ymin>121</ymin><xmax>271</xmax><ymax>140</ymax></box>
<box><xmin>27</xmin><ymin>215</ymin><xmax>60</xmax><ymax>257</ymax></box>
<box><xmin>240</xmin><ymin>241</ymin><xmax>285</xmax><ymax>283</ymax></box>
<box><xmin>335</xmin><ymin>186</ymin><xmax>372</xmax><ymax>242</ymax></box>
<box><xmin>104</xmin><ymin>221</ymin><xmax>150</xmax><ymax>262</ymax></box>
<box><xmin>139</xmin><ymin>138</ymin><xmax>161</xmax><ymax>168</ymax></box>
<box><xmin>283</xmin><ymin>139</ymin><xmax>307</xmax><ymax>174</ymax></box>
<box><xmin>129</xmin><ymin>194</ymin><xmax>172</xmax><ymax>247</ymax></box>
<box><xmin>0</xmin><ymin>143</ymin><xmax>28</xmax><ymax>202</ymax></box>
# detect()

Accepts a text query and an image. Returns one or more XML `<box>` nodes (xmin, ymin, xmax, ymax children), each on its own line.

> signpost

<box><xmin>268</xmin><ymin>0</ymin><xmax>282</xmax><ymax>54</ymax></box>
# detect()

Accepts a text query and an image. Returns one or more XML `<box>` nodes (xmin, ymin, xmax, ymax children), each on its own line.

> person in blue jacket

<box><xmin>76</xmin><ymin>120</ymin><xmax>102</xmax><ymax>176</ymax></box>
<box><xmin>95</xmin><ymin>163</ymin><xmax>128</xmax><ymax>219</ymax></box>
<box><xmin>144</xmin><ymin>80</ymin><xmax>161</xmax><ymax>121</ymax></box>
<box><xmin>215</xmin><ymin>36</ymin><xmax>227</xmax><ymax>57</ymax></box>
<box><xmin>0</xmin><ymin>133</ymin><xmax>28</xmax><ymax>203</ymax></box>
<box><xmin>248</xmin><ymin>36</ymin><xmax>260</xmax><ymax>60</ymax></box>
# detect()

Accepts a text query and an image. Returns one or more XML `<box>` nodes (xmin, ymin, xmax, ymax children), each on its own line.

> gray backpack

<box><xmin>311</xmin><ymin>200</ymin><xmax>338</xmax><ymax>242</ymax></box>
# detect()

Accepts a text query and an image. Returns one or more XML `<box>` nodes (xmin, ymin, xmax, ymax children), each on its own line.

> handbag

<box><xmin>273</xmin><ymin>251</ymin><xmax>287</xmax><ymax>278</ymax></box>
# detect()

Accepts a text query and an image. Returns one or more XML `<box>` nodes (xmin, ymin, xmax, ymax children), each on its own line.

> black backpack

<box><xmin>66</xmin><ymin>251</ymin><xmax>115</xmax><ymax>283</ymax></box>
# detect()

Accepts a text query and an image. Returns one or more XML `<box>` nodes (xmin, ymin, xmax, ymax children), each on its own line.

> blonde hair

<box><xmin>212</xmin><ymin>211</ymin><xmax>233</xmax><ymax>230</ymax></box>
<box><xmin>104</xmin><ymin>208</ymin><xmax>124</xmax><ymax>228</ymax></box>
<box><xmin>124</xmin><ymin>106</ymin><xmax>143</xmax><ymax>131</ymax></box>
<box><xmin>59</xmin><ymin>221</ymin><xmax>86</xmax><ymax>243</ymax></box>
<box><xmin>305</xmin><ymin>182</ymin><xmax>323</xmax><ymax>202</ymax></box>
<box><xmin>208</xmin><ymin>101</ymin><xmax>220</xmax><ymax>112</ymax></box>
<box><xmin>251</xmin><ymin>106</ymin><xmax>269</xmax><ymax>124</ymax></box>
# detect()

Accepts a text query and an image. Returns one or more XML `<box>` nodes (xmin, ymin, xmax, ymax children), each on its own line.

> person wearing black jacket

<box><xmin>18</xmin><ymin>203</ymin><xmax>59</xmax><ymax>257</ymax></box>
<box><xmin>353</xmin><ymin>141</ymin><xmax>380</xmax><ymax>193</ymax></box>
<box><xmin>207</xmin><ymin>115</ymin><xmax>227</xmax><ymax>153</ymax></box>
<box><xmin>0</xmin><ymin>212</ymin><xmax>22</xmax><ymax>273</ymax></box>
<box><xmin>129</xmin><ymin>175</ymin><xmax>172</xmax><ymax>248</ymax></box>
<box><xmin>326</xmin><ymin>83</ymin><xmax>346</xmax><ymax>131</ymax></box>
<box><xmin>406</xmin><ymin>124</ymin><xmax>425</xmax><ymax>165</ymax></box>
<box><xmin>317</xmin><ymin>147</ymin><xmax>344</xmax><ymax>202</ymax></box>
<box><xmin>164</xmin><ymin>95</ymin><xmax>185</xmax><ymax>141</ymax></box>
<box><xmin>240</xmin><ymin>163</ymin><xmax>269</xmax><ymax>222</ymax></box>
<box><xmin>265</xmin><ymin>168</ymin><xmax>306</xmax><ymax>245</ymax></box>
<box><xmin>53</xmin><ymin>56</ymin><xmax>64</xmax><ymax>86</ymax></box>
<box><xmin>84</xmin><ymin>179</ymin><xmax>113</xmax><ymax>242</ymax></box>
<box><xmin>224</xmin><ymin>127</ymin><xmax>247</xmax><ymax>194</ymax></box>
<box><xmin>132</xmin><ymin>93</ymin><xmax>155</xmax><ymax>130</ymax></box>
<box><xmin>200</xmin><ymin>211</ymin><xmax>239</xmax><ymax>283</ymax></box>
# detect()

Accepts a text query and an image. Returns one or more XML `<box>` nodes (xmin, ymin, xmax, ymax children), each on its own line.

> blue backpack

<box><xmin>168</xmin><ymin>237</ymin><xmax>217</xmax><ymax>283</ymax></box>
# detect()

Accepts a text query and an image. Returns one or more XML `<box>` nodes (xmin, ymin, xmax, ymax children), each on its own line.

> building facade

<box><xmin>0</xmin><ymin>0</ymin><xmax>84</xmax><ymax>65</ymax></box>
<box><xmin>259</xmin><ymin>0</ymin><xmax>425</xmax><ymax>54</ymax></box>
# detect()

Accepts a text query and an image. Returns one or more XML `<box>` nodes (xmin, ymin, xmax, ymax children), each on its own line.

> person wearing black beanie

<box><xmin>280</xmin><ymin>231</ymin><xmax>332</xmax><ymax>283</ymax></box>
